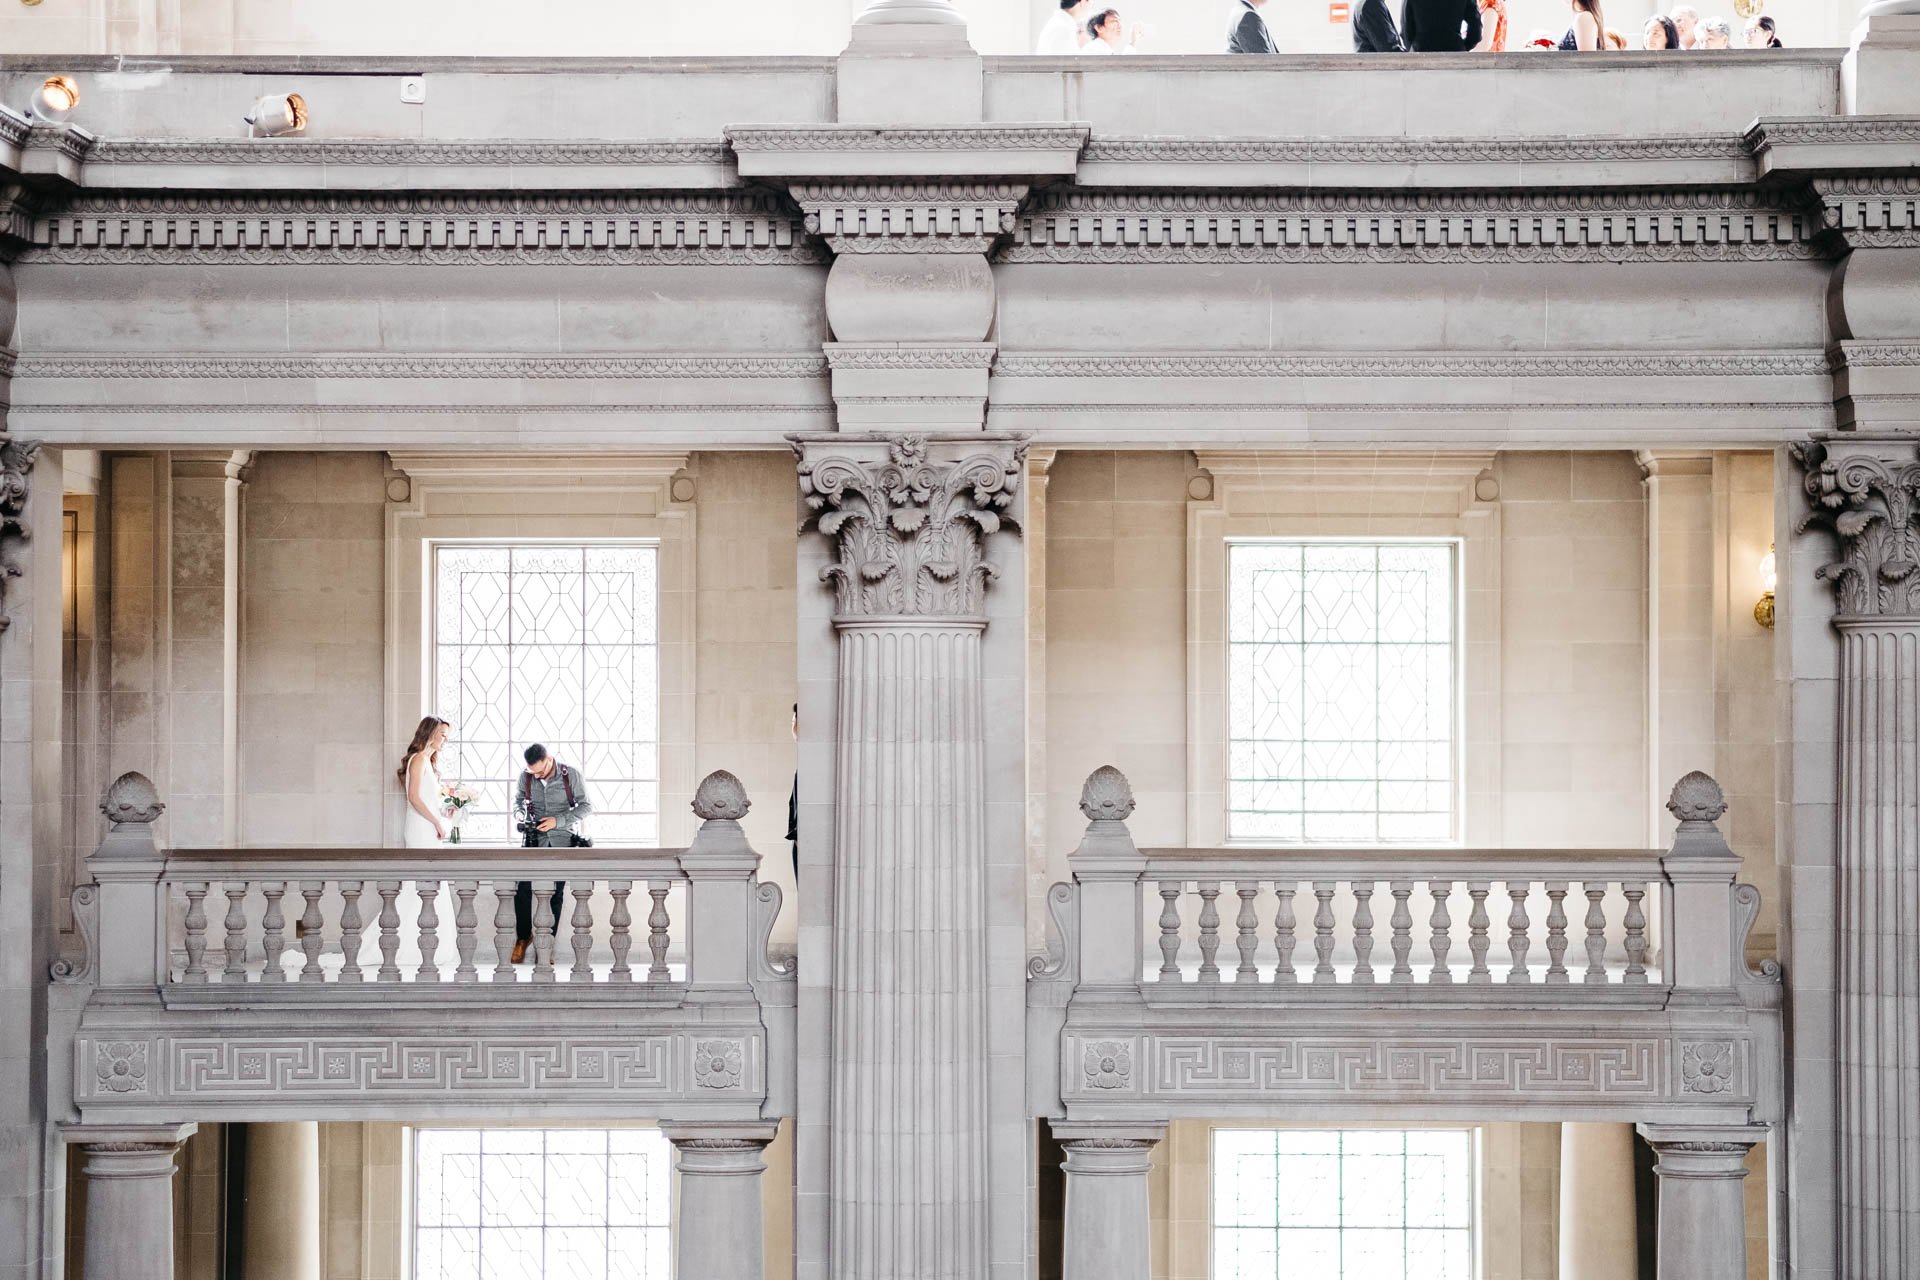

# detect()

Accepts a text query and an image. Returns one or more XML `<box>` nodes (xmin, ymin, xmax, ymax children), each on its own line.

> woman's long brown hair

<box><xmin>1572</xmin><ymin>0</ymin><xmax>1607</xmax><ymax>43</ymax></box>
<box><xmin>397</xmin><ymin>716</ymin><xmax>449</xmax><ymax>785</ymax></box>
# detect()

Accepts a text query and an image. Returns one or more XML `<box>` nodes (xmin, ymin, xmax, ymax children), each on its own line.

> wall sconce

<box><xmin>244</xmin><ymin>92</ymin><xmax>308</xmax><ymax>137</ymax></box>
<box><xmin>1755</xmin><ymin>544</ymin><xmax>1777</xmax><ymax>629</ymax></box>
<box><xmin>27</xmin><ymin>75</ymin><xmax>79</xmax><ymax>123</ymax></box>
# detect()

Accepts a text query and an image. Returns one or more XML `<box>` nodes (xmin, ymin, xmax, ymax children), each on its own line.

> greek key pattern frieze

<box><xmin>1002</xmin><ymin>190</ymin><xmax>1820</xmax><ymax>264</ymax></box>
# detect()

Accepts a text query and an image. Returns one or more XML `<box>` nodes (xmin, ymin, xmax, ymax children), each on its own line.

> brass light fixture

<box><xmin>27</xmin><ymin>75</ymin><xmax>79</xmax><ymax>122</ymax></box>
<box><xmin>1755</xmin><ymin>544</ymin><xmax>1777</xmax><ymax>629</ymax></box>
<box><xmin>244</xmin><ymin>92</ymin><xmax>308</xmax><ymax>137</ymax></box>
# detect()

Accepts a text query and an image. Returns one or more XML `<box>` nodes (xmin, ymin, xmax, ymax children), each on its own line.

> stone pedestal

<box><xmin>1639</xmin><ymin>1125</ymin><xmax>1765</xmax><ymax>1280</ymax></box>
<box><xmin>662</xmin><ymin>1122</ymin><xmax>780</xmax><ymax>1280</ymax></box>
<box><xmin>241</xmin><ymin>1121</ymin><xmax>320</xmax><ymax>1280</ymax></box>
<box><xmin>1560</xmin><ymin>1123</ymin><xmax>1639</xmax><ymax>1280</ymax></box>
<box><xmin>1794</xmin><ymin>438</ymin><xmax>1920</xmax><ymax>1276</ymax></box>
<box><xmin>1052</xmin><ymin>1121</ymin><xmax>1164</xmax><ymax>1280</ymax></box>
<box><xmin>1844</xmin><ymin>12</ymin><xmax>1920</xmax><ymax>115</ymax></box>
<box><xmin>65</xmin><ymin>1123</ymin><xmax>197</xmax><ymax>1280</ymax></box>
<box><xmin>795</xmin><ymin>434</ymin><xmax>1024</xmax><ymax>1280</ymax></box>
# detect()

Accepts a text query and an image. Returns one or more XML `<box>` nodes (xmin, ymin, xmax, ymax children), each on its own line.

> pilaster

<box><xmin>165</xmin><ymin>451</ymin><xmax>248</xmax><ymax>847</ymax></box>
<box><xmin>1640</xmin><ymin>451</ymin><xmax>1718</xmax><ymax>846</ymax></box>
<box><xmin>1638</xmin><ymin>1124</ymin><xmax>1768</xmax><ymax>1280</ymax></box>
<box><xmin>1050</xmin><ymin>1120</ymin><xmax>1165</xmax><ymax>1280</ymax></box>
<box><xmin>62</xmin><ymin>1122</ymin><xmax>196</xmax><ymax>1280</ymax></box>
<box><xmin>661</xmin><ymin>1121</ymin><xmax>781</xmax><ymax>1280</ymax></box>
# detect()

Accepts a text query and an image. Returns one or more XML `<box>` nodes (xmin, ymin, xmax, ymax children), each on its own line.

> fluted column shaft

<box><xmin>66</xmin><ymin>1124</ymin><xmax>196</xmax><ymax>1280</ymax></box>
<box><xmin>832</xmin><ymin>617</ymin><xmax>988</xmax><ymax>1279</ymax></box>
<box><xmin>1836</xmin><ymin>617</ymin><xmax>1920</xmax><ymax>1274</ymax></box>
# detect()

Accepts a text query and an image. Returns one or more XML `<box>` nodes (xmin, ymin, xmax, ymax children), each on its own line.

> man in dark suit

<box><xmin>1353</xmin><ymin>0</ymin><xmax>1407</xmax><ymax>49</ymax></box>
<box><xmin>1226</xmin><ymin>0</ymin><xmax>1278</xmax><ymax>51</ymax></box>
<box><xmin>1401</xmin><ymin>0</ymin><xmax>1482</xmax><ymax>50</ymax></box>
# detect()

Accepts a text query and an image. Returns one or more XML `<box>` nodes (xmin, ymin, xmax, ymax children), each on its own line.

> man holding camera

<box><xmin>510</xmin><ymin>743</ymin><xmax>592</xmax><ymax>964</ymax></box>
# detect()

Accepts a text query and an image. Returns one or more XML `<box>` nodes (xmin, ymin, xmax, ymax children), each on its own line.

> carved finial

<box><xmin>1080</xmin><ymin>766</ymin><xmax>1136</xmax><ymax>823</ymax></box>
<box><xmin>100</xmin><ymin>772</ymin><xmax>164</xmax><ymax>826</ymax></box>
<box><xmin>691</xmin><ymin>770</ymin><xmax>751</xmax><ymax>822</ymax></box>
<box><xmin>1666</xmin><ymin>771</ymin><xmax>1728</xmax><ymax>825</ymax></box>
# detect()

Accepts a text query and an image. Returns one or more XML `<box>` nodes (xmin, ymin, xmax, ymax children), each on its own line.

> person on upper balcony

<box><xmin>510</xmin><ymin>743</ymin><xmax>592</xmax><ymax>964</ymax></box>
<box><xmin>1080</xmin><ymin>7</ymin><xmax>1146</xmax><ymax>53</ymax></box>
<box><xmin>1698</xmin><ymin>15</ymin><xmax>1731</xmax><ymax>46</ymax></box>
<box><xmin>1643</xmin><ymin>14</ymin><xmax>1681</xmax><ymax>46</ymax></box>
<box><xmin>1556</xmin><ymin>0</ymin><xmax>1606</xmax><ymax>49</ymax></box>
<box><xmin>1744</xmin><ymin>14</ymin><xmax>1782</xmax><ymax>46</ymax></box>
<box><xmin>1353</xmin><ymin>0</ymin><xmax>1407</xmax><ymax>52</ymax></box>
<box><xmin>1402</xmin><ymin>0</ymin><xmax>1482</xmax><ymax>52</ymax></box>
<box><xmin>1037</xmin><ymin>0</ymin><xmax>1093</xmax><ymax>53</ymax></box>
<box><xmin>1226</xmin><ymin>0</ymin><xmax>1278</xmax><ymax>52</ymax></box>
<box><xmin>1669</xmin><ymin>4</ymin><xmax>1702</xmax><ymax>45</ymax></box>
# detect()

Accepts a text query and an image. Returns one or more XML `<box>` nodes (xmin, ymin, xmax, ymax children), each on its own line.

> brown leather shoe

<box><xmin>510</xmin><ymin>939</ymin><xmax>528</xmax><ymax>965</ymax></box>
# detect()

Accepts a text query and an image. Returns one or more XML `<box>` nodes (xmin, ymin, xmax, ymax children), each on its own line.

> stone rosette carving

<box><xmin>693</xmin><ymin>1039</ymin><xmax>744</xmax><ymax>1090</ymax></box>
<box><xmin>96</xmin><ymin>1041</ymin><xmax>149</xmax><ymax>1094</ymax></box>
<box><xmin>797</xmin><ymin>436</ymin><xmax>1024</xmax><ymax>618</ymax></box>
<box><xmin>100</xmin><ymin>771</ymin><xmax>164</xmax><ymax>826</ymax></box>
<box><xmin>1082</xmin><ymin>1040</ymin><xmax>1134</xmax><ymax>1091</ymax></box>
<box><xmin>1680</xmin><ymin>1041</ymin><xmax>1735</xmax><ymax>1095</ymax></box>
<box><xmin>1666</xmin><ymin>771</ymin><xmax>1728</xmax><ymax>824</ymax></box>
<box><xmin>1793</xmin><ymin>440</ymin><xmax>1920</xmax><ymax>617</ymax></box>
<box><xmin>1079</xmin><ymin>766</ymin><xmax>1137</xmax><ymax>823</ymax></box>
<box><xmin>691</xmin><ymin>770</ymin><xmax>751</xmax><ymax>822</ymax></box>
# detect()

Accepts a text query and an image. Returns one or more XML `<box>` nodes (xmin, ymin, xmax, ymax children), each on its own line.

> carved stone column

<box><xmin>240</xmin><ymin>1122</ymin><xmax>320</xmax><ymax>1280</ymax></box>
<box><xmin>64</xmin><ymin>1124</ymin><xmax>197</xmax><ymax>1280</ymax></box>
<box><xmin>1793</xmin><ymin>437</ymin><xmax>1920</xmax><ymax>1277</ymax></box>
<box><xmin>661</xmin><ymin>1122</ymin><xmax>781</xmax><ymax>1280</ymax></box>
<box><xmin>795</xmin><ymin>433</ymin><xmax>1024</xmax><ymax>1280</ymax></box>
<box><xmin>1559</xmin><ymin>1124</ymin><xmax>1639</xmax><ymax>1280</ymax></box>
<box><xmin>1051</xmin><ymin>1121</ymin><xmax>1164</xmax><ymax>1280</ymax></box>
<box><xmin>1638</xmin><ymin>1125</ymin><xmax>1766</xmax><ymax>1280</ymax></box>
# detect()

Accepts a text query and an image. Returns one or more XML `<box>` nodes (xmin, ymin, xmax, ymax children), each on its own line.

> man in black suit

<box><xmin>1353</xmin><ymin>0</ymin><xmax>1407</xmax><ymax>49</ymax></box>
<box><xmin>1401</xmin><ymin>0</ymin><xmax>1482</xmax><ymax>50</ymax></box>
<box><xmin>1226</xmin><ymin>0</ymin><xmax>1278</xmax><ymax>52</ymax></box>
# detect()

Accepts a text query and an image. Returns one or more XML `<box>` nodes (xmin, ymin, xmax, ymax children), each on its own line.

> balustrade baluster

<box><xmin>182</xmin><ymin>883</ymin><xmax>210</xmax><ymax>983</ymax></box>
<box><xmin>1466</xmin><ymin>883</ymin><xmax>1492</xmax><ymax>984</ymax></box>
<box><xmin>1312</xmin><ymin>882</ymin><xmax>1337</xmax><ymax>984</ymax></box>
<box><xmin>1235</xmin><ymin>883</ymin><xmax>1260</xmax><ymax>982</ymax></box>
<box><xmin>1388</xmin><ymin>882</ymin><xmax>1414</xmax><ymax>984</ymax></box>
<box><xmin>1505</xmin><ymin>883</ymin><xmax>1532</xmax><ymax>984</ymax></box>
<box><xmin>259</xmin><ymin>882</ymin><xmax>288</xmax><ymax>984</ymax></box>
<box><xmin>452</xmin><ymin>881</ymin><xmax>479</xmax><ymax>984</ymax></box>
<box><xmin>375</xmin><ymin>881</ymin><xmax>403</xmax><ymax>982</ymax></box>
<box><xmin>569</xmin><ymin>884</ymin><xmax>595</xmax><ymax>983</ymax></box>
<box><xmin>338</xmin><ymin>882</ymin><xmax>365</xmax><ymax>983</ymax></box>
<box><xmin>647</xmin><ymin>881</ymin><xmax>672</xmax><ymax>981</ymax></box>
<box><xmin>1623</xmin><ymin>885</ymin><xmax>1650</xmax><ymax>984</ymax></box>
<box><xmin>1196</xmin><ymin>882</ymin><xmax>1222</xmax><ymax>983</ymax></box>
<box><xmin>1157</xmin><ymin>882</ymin><xmax>1183</xmax><ymax>983</ymax></box>
<box><xmin>490</xmin><ymin>881</ymin><xmax>516</xmax><ymax>983</ymax></box>
<box><xmin>531</xmin><ymin>881</ymin><xmax>558</xmax><ymax>983</ymax></box>
<box><xmin>221</xmin><ymin>882</ymin><xmax>249</xmax><ymax>982</ymax></box>
<box><xmin>1544</xmin><ymin>882</ymin><xmax>1570</xmax><ymax>984</ymax></box>
<box><xmin>1351</xmin><ymin>882</ymin><xmax>1376</xmax><ymax>984</ymax></box>
<box><xmin>1582</xmin><ymin>884</ymin><xmax>1609</xmax><ymax>985</ymax></box>
<box><xmin>609</xmin><ymin>881</ymin><xmax>634</xmax><ymax>982</ymax></box>
<box><xmin>298</xmin><ymin>883</ymin><xmax>325</xmax><ymax>983</ymax></box>
<box><xmin>415</xmin><ymin>882</ymin><xmax>442</xmax><ymax>983</ymax></box>
<box><xmin>1427</xmin><ymin>881</ymin><xmax>1453</xmax><ymax>984</ymax></box>
<box><xmin>1272</xmin><ymin>882</ymin><xmax>1298</xmax><ymax>984</ymax></box>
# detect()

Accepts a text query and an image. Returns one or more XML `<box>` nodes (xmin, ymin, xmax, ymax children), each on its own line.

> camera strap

<box><xmin>523</xmin><ymin>764</ymin><xmax>576</xmax><ymax>812</ymax></box>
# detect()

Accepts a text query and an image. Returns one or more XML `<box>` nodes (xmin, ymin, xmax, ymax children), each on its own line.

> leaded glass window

<box><xmin>1212</xmin><ymin>1129</ymin><xmax>1475</xmax><ymax>1280</ymax></box>
<box><xmin>1228</xmin><ymin>541</ymin><xmax>1457</xmax><ymax>843</ymax></box>
<box><xmin>412</xmin><ymin>1128</ymin><xmax>671</xmax><ymax>1280</ymax></box>
<box><xmin>433</xmin><ymin>544</ymin><xmax>659</xmax><ymax>843</ymax></box>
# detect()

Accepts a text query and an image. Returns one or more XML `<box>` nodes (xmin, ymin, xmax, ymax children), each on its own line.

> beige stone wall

<box><xmin>1714</xmin><ymin>453</ymin><xmax>1780</xmax><ymax>949</ymax></box>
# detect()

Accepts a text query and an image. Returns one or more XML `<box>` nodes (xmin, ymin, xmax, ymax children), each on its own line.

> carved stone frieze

<box><xmin>87</xmin><ymin>138</ymin><xmax>732</xmax><ymax>167</ymax></box>
<box><xmin>795</xmin><ymin>435</ymin><xmax>1025</xmax><ymax>618</ymax></box>
<box><xmin>1792</xmin><ymin>439</ymin><xmax>1920</xmax><ymax>618</ymax></box>
<box><xmin>0</xmin><ymin>437</ymin><xmax>39</xmax><ymax>632</ymax></box>
<box><xmin>729</xmin><ymin>125</ymin><xmax>1089</xmax><ymax>156</ymax></box>
<box><xmin>994</xmin><ymin>351</ymin><xmax>1834</xmax><ymax>378</ymax></box>
<box><xmin>14</xmin><ymin>352</ymin><xmax>829</xmax><ymax>381</ymax></box>
<box><xmin>1002</xmin><ymin>188</ymin><xmax>1821</xmax><ymax>264</ymax></box>
<box><xmin>792</xmin><ymin>180</ymin><xmax>1027</xmax><ymax>255</ymax></box>
<box><xmin>1083</xmin><ymin>135</ymin><xmax>1752</xmax><ymax>166</ymax></box>
<box><xmin>1813</xmin><ymin>176</ymin><xmax>1920</xmax><ymax>250</ymax></box>
<box><xmin>1680</xmin><ymin>1041</ymin><xmax>1736</xmax><ymax>1095</ymax></box>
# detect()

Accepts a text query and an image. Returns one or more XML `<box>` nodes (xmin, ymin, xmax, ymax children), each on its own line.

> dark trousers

<box><xmin>514</xmin><ymin>880</ymin><xmax>566</xmax><ymax>943</ymax></box>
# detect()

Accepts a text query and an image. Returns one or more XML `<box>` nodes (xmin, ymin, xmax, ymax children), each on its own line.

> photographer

<box><xmin>509</xmin><ymin>743</ymin><xmax>592</xmax><ymax>964</ymax></box>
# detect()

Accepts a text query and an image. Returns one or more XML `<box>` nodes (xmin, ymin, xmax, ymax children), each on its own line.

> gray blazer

<box><xmin>1227</xmin><ymin>1</ymin><xmax>1278</xmax><ymax>52</ymax></box>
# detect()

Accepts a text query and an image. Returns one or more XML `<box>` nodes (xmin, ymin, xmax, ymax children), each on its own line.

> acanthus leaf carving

<box><xmin>0</xmin><ymin>438</ymin><xmax>40</xmax><ymax>632</ymax></box>
<box><xmin>1792</xmin><ymin>440</ymin><xmax>1920</xmax><ymax>618</ymax></box>
<box><xmin>796</xmin><ymin>436</ymin><xmax>1025</xmax><ymax>619</ymax></box>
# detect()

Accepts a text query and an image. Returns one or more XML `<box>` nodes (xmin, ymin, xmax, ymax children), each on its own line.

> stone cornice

<box><xmin>995</xmin><ymin>351</ymin><xmax>1833</xmax><ymax>378</ymax></box>
<box><xmin>726</xmin><ymin>123</ymin><xmax>1088</xmax><ymax>181</ymax></box>
<box><xmin>90</xmin><ymin>138</ymin><xmax>732</xmax><ymax>167</ymax></box>
<box><xmin>793</xmin><ymin>180</ymin><xmax>1026</xmax><ymax>254</ymax></box>
<box><xmin>1747</xmin><ymin>115</ymin><xmax>1920</xmax><ymax>180</ymax></box>
<box><xmin>1811</xmin><ymin>176</ymin><xmax>1920</xmax><ymax>250</ymax></box>
<box><xmin>13</xmin><ymin>352</ymin><xmax>829</xmax><ymax>380</ymax></box>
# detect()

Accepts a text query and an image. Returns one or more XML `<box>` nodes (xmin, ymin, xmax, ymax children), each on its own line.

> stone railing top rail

<box><xmin>160</xmin><ymin>846</ymin><xmax>690</xmax><ymax>876</ymax></box>
<box><xmin>1135</xmin><ymin>848</ymin><xmax>1675</xmax><ymax>878</ymax></box>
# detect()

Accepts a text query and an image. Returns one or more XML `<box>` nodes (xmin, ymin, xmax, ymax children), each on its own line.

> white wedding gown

<box><xmin>401</xmin><ymin>753</ymin><xmax>444</xmax><ymax>848</ymax></box>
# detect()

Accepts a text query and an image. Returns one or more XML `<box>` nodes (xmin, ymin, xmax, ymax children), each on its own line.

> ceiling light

<box><xmin>244</xmin><ymin>92</ymin><xmax>308</xmax><ymax>137</ymax></box>
<box><xmin>28</xmin><ymin>75</ymin><xmax>78</xmax><ymax>123</ymax></box>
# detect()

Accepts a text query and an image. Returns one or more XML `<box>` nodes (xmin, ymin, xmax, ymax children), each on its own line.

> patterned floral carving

<box><xmin>1083</xmin><ymin>1040</ymin><xmax>1134</xmax><ymax>1091</ymax></box>
<box><xmin>1681</xmin><ymin>1042</ymin><xmax>1735</xmax><ymax>1095</ymax></box>
<box><xmin>0</xmin><ymin>438</ymin><xmax>37</xmax><ymax>633</ymax></box>
<box><xmin>96</xmin><ymin>1041</ymin><xmax>149</xmax><ymax>1094</ymax></box>
<box><xmin>1792</xmin><ymin>440</ymin><xmax>1920</xmax><ymax>617</ymax></box>
<box><xmin>797</xmin><ymin>436</ymin><xmax>1024</xmax><ymax>618</ymax></box>
<box><xmin>693</xmin><ymin>1040</ymin><xmax>744</xmax><ymax>1090</ymax></box>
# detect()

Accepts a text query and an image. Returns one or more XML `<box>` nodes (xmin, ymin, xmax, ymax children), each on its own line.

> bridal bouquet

<box><xmin>440</xmin><ymin>781</ymin><xmax>478</xmax><ymax>843</ymax></box>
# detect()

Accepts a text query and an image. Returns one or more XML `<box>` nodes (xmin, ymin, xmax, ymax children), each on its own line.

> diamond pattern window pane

<box><xmin>1211</xmin><ymin>1129</ymin><xmax>1475</xmax><ymax>1280</ymax></box>
<box><xmin>434</xmin><ymin>544</ymin><xmax>659</xmax><ymax>844</ymax></box>
<box><xmin>413</xmin><ymin>1128</ymin><xmax>671</xmax><ymax>1280</ymax></box>
<box><xmin>1228</xmin><ymin>541</ymin><xmax>1457</xmax><ymax>843</ymax></box>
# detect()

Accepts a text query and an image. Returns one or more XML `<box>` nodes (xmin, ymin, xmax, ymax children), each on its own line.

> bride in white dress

<box><xmin>399</xmin><ymin>716</ymin><xmax>452</xmax><ymax>846</ymax></box>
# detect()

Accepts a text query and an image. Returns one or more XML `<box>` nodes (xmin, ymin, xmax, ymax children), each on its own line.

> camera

<box><xmin>518</xmin><ymin>819</ymin><xmax>543</xmax><ymax>849</ymax></box>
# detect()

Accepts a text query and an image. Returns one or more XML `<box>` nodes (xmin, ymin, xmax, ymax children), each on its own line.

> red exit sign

<box><xmin>1329</xmin><ymin>2</ymin><xmax>1351</xmax><ymax>20</ymax></box>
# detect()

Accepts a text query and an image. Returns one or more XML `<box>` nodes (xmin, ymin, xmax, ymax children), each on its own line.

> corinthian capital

<box><xmin>1792</xmin><ymin>437</ymin><xmax>1920</xmax><ymax>618</ymax></box>
<box><xmin>0</xmin><ymin>435</ymin><xmax>39</xmax><ymax>632</ymax></box>
<box><xmin>795</xmin><ymin>433</ymin><xmax>1025</xmax><ymax>619</ymax></box>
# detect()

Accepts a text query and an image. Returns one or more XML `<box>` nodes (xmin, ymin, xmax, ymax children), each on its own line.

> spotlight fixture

<box><xmin>27</xmin><ymin>75</ymin><xmax>79</xmax><ymax>123</ymax></box>
<box><xmin>1755</xmin><ymin>544</ymin><xmax>1777</xmax><ymax>630</ymax></box>
<box><xmin>244</xmin><ymin>92</ymin><xmax>308</xmax><ymax>137</ymax></box>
